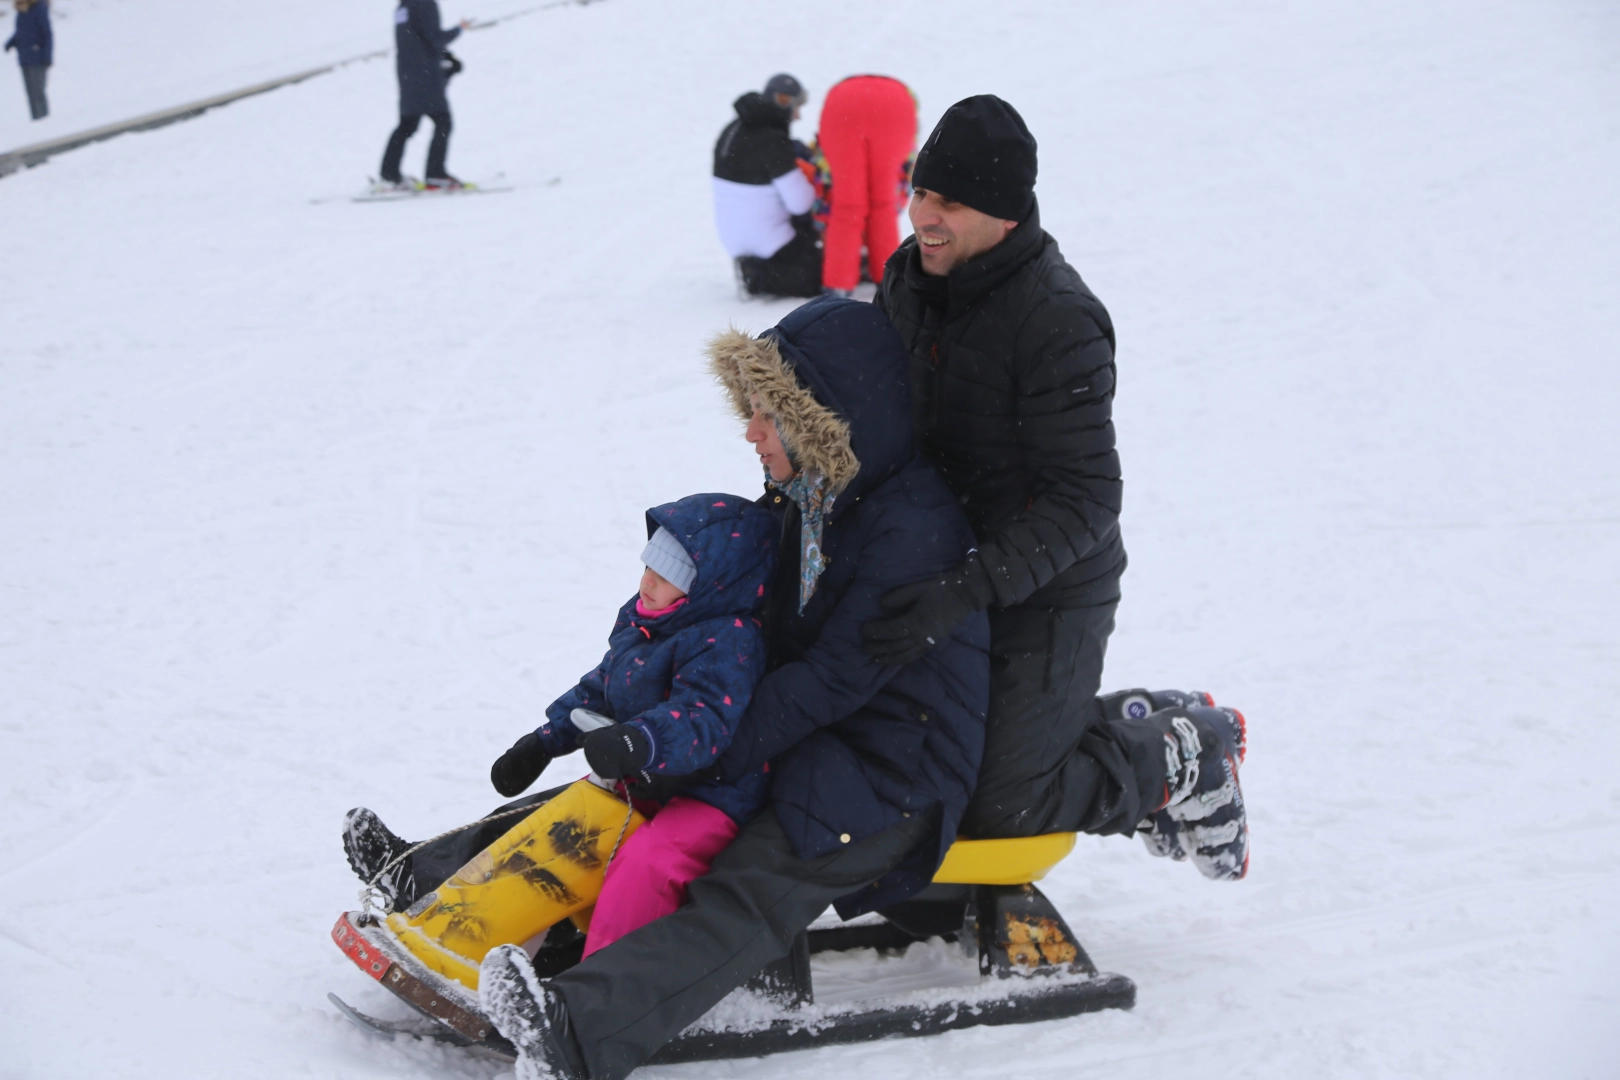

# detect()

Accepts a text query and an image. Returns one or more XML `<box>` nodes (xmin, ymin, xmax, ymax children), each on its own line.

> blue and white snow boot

<box><xmin>1137</xmin><ymin>705</ymin><xmax>1249</xmax><ymax>880</ymax></box>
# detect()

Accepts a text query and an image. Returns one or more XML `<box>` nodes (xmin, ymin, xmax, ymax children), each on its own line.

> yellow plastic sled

<box><xmin>331</xmin><ymin>780</ymin><xmax>1133</xmax><ymax>1059</ymax></box>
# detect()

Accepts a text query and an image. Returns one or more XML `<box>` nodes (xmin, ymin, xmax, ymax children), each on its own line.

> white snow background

<box><xmin>3</xmin><ymin>0</ymin><xmax>1618</xmax><ymax>1077</ymax></box>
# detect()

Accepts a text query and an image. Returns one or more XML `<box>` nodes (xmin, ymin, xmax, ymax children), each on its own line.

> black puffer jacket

<box><xmin>875</xmin><ymin>202</ymin><xmax>1126</xmax><ymax>610</ymax></box>
<box><xmin>713</xmin><ymin>92</ymin><xmax>799</xmax><ymax>183</ymax></box>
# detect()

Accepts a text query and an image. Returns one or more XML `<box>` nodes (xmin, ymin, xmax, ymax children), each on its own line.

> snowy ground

<box><xmin>3</xmin><ymin>1</ymin><xmax>1618</xmax><ymax>1077</ymax></box>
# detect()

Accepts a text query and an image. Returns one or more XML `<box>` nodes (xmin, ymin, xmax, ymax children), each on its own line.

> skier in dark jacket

<box><xmin>712</xmin><ymin>74</ymin><xmax>822</xmax><ymax>298</ymax></box>
<box><xmin>478</xmin><ymin>296</ymin><xmax>991</xmax><ymax>1080</ymax></box>
<box><xmin>865</xmin><ymin>95</ymin><xmax>1250</xmax><ymax>881</ymax></box>
<box><xmin>378</xmin><ymin>0</ymin><xmax>468</xmax><ymax>189</ymax></box>
<box><xmin>4</xmin><ymin>0</ymin><xmax>51</xmax><ymax>121</ymax></box>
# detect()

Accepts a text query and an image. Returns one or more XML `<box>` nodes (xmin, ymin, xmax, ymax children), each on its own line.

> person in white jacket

<box><xmin>712</xmin><ymin>74</ymin><xmax>822</xmax><ymax>297</ymax></box>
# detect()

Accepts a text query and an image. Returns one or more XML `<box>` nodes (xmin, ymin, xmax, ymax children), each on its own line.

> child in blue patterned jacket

<box><xmin>487</xmin><ymin>492</ymin><xmax>776</xmax><ymax>955</ymax></box>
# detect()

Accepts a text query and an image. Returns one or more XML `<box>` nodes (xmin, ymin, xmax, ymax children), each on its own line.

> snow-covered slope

<box><xmin>3</xmin><ymin>1</ymin><xmax>1618</xmax><ymax>1077</ymax></box>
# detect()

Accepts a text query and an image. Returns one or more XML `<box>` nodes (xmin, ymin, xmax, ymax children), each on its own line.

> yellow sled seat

<box><xmin>931</xmin><ymin>832</ymin><xmax>1077</xmax><ymax>886</ymax></box>
<box><xmin>386</xmin><ymin>779</ymin><xmax>645</xmax><ymax>991</ymax></box>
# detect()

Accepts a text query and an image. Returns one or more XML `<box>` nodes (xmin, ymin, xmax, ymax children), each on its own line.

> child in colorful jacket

<box><xmin>487</xmin><ymin>492</ymin><xmax>776</xmax><ymax>956</ymax></box>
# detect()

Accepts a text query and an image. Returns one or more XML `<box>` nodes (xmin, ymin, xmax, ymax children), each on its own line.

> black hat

<box><xmin>912</xmin><ymin>95</ymin><xmax>1037</xmax><ymax>222</ymax></box>
<box><xmin>763</xmin><ymin>73</ymin><xmax>806</xmax><ymax>107</ymax></box>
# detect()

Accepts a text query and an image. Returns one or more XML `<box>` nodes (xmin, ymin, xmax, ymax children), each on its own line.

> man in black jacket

<box><xmin>864</xmin><ymin>96</ymin><xmax>1249</xmax><ymax>882</ymax></box>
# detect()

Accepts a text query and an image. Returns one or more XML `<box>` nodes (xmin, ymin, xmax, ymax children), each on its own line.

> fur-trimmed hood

<box><xmin>708</xmin><ymin>295</ymin><xmax>914</xmax><ymax>502</ymax></box>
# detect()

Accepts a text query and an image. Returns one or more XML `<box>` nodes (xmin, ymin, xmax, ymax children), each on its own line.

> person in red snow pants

<box><xmin>817</xmin><ymin>75</ymin><xmax>917</xmax><ymax>292</ymax></box>
<box><xmin>582</xmin><ymin>795</ymin><xmax>739</xmax><ymax>957</ymax></box>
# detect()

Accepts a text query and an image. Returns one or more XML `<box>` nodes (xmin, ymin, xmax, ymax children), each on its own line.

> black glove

<box><xmin>581</xmin><ymin>724</ymin><xmax>653</xmax><ymax>781</ymax></box>
<box><xmin>860</xmin><ymin>566</ymin><xmax>991</xmax><ymax>666</ymax></box>
<box><xmin>490</xmin><ymin>732</ymin><xmax>552</xmax><ymax>797</ymax></box>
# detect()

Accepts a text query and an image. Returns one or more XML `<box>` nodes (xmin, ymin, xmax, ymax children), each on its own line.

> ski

<box><xmin>311</xmin><ymin>176</ymin><xmax>557</xmax><ymax>204</ymax></box>
<box><xmin>349</xmin><ymin>182</ymin><xmax>514</xmax><ymax>203</ymax></box>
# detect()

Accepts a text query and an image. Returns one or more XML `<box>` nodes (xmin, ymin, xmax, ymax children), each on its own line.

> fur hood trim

<box><xmin>707</xmin><ymin>328</ymin><xmax>862</xmax><ymax>495</ymax></box>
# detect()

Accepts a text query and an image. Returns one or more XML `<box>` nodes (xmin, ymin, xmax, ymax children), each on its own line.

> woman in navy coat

<box><xmin>378</xmin><ymin>0</ymin><xmax>467</xmax><ymax>188</ymax></box>
<box><xmin>480</xmin><ymin>296</ymin><xmax>993</xmax><ymax>1080</ymax></box>
<box><xmin>4</xmin><ymin>0</ymin><xmax>51</xmax><ymax>121</ymax></box>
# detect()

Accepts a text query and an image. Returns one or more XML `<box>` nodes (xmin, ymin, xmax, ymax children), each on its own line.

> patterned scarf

<box><xmin>768</xmin><ymin>468</ymin><xmax>836</xmax><ymax>613</ymax></box>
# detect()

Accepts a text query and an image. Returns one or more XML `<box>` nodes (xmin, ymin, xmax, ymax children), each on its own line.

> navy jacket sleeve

<box><xmin>971</xmin><ymin>300</ymin><xmax>1121</xmax><ymax>607</ymax></box>
<box><xmin>536</xmin><ymin>651</ymin><xmax>610</xmax><ymax>755</ymax></box>
<box><xmin>624</xmin><ymin>619</ymin><xmax>765</xmax><ymax>779</ymax></box>
<box><xmin>724</xmin><ymin>500</ymin><xmax>963</xmax><ymax>777</ymax></box>
<box><xmin>411</xmin><ymin>0</ymin><xmax>461</xmax><ymax>50</ymax></box>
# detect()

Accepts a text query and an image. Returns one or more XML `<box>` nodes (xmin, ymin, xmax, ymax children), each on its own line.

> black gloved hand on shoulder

<box><xmin>490</xmin><ymin>731</ymin><xmax>553</xmax><ymax>797</ymax></box>
<box><xmin>581</xmin><ymin>724</ymin><xmax>653</xmax><ymax>781</ymax></box>
<box><xmin>860</xmin><ymin>557</ymin><xmax>994</xmax><ymax>666</ymax></box>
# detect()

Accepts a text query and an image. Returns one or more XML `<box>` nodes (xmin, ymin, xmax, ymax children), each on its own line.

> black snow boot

<box><xmin>1137</xmin><ymin>706</ymin><xmax>1249</xmax><ymax>881</ymax></box>
<box><xmin>480</xmin><ymin>944</ymin><xmax>590</xmax><ymax>1080</ymax></box>
<box><xmin>342</xmin><ymin>807</ymin><xmax>415</xmax><ymax>909</ymax></box>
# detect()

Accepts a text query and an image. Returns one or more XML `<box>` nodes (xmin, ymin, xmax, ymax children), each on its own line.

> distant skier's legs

<box><xmin>818</xmin><ymin>121</ymin><xmax>870</xmax><ymax>292</ymax></box>
<box><xmin>819</xmin><ymin>76</ymin><xmax>916</xmax><ymax>291</ymax></box>
<box><xmin>380</xmin><ymin>114</ymin><xmax>422</xmax><ymax>183</ymax></box>
<box><xmin>861</xmin><ymin>105</ymin><xmax>916</xmax><ymax>283</ymax></box>
<box><xmin>424</xmin><ymin>111</ymin><xmax>454</xmax><ymax>180</ymax></box>
<box><xmin>21</xmin><ymin>66</ymin><xmax>48</xmax><ymax>121</ymax></box>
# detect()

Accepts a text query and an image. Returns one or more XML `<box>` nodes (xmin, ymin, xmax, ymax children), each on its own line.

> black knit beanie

<box><xmin>911</xmin><ymin>95</ymin><xmax>1037</xmax><ymax>222</ymax></box>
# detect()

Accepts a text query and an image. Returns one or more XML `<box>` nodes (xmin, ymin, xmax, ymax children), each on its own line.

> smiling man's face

<box><xmin>908</xmin><ymin>188</ymin><xmax>1019</xmax><ymax>276</ymax></box>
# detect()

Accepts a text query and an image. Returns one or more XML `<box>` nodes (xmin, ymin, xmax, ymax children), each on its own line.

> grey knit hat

<box><xmin>641</xmin><ymin>526</ymin><xmax>697</xmax><ymax>593</ymax></box>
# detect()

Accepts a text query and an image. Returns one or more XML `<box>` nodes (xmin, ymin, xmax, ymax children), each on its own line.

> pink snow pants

<box><xmin>817</xmin><ymin>75</ymin><xmax>918</xmax><ymax>291</ymax></box>
<box><xmin>581</xmin><ymin>795</ymin><xmax>740</xmax><ymax>958</ymax></box>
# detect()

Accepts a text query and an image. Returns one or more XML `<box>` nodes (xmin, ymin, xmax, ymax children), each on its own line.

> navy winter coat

<box><xmin>394</xmin><ymin>0</ymin><xmax>460</xmax><ymax>116</ymax></box>
<box><xmin>536</xmin><ymin>494</ymin><xmax>777</xmax><ymax>824</ymax></box>
<box><xmin>5</xmin><ymin>2</ymin><xmax>51</xmax><ymax>68</ymax></box>
<box><xmin>717</xmin><ymin>297</ymin><xmax>991</xmax><ymax>915</ymax></box>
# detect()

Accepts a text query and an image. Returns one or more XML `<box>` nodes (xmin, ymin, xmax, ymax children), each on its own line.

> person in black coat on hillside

<box><xmin>478</xmin><ymin>296</ymin><xmax>991</xmax><ymax>1080</ymax></box>
<box><xmin>4</xmin><ymin>0</ymin><xmax>51</xmax><ymax>121</ymax></box>
<box><xmin>866</xmin><ymin>95</ymin><xmax>1251</xmax><ymax>882</ymax></box>
<box><xmin>712</xmin><ymin>73</ymin><xmax>823</xmax><ymax>298</ymax></box>
<box><xmin>379</xmin><ymin>0</ymin><xmax>469</xmax><ymax>189</ymax></box>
